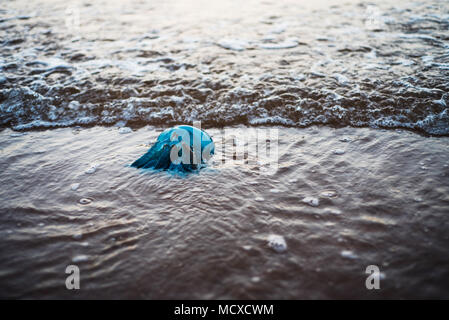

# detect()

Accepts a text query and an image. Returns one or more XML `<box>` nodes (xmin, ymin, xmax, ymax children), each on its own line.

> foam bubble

<box><xmin>259</xmin><ymin>37</ymin><xmax>299</xmax><ymax>49</ymax></box>
<box><xmin>68</xmin><ymin>101</ymin><xmax>80</xmax><ymax>110</ymax></box>
<box><xmin>85</xmin><ymin>164</ymin><xmax>99</xmax><ymax>174</ymax></box>
<box><xmin>333</xmin><ymin>73</ymin><xmax>349</xmax><ymax>85</ymax></box>
<box><xmin>333</xmin><ymin>149</ymin><xmax>345</xmax><ymax>155</ymax></box>
<box><xmin>79</xmin><ymin>198</ymin><xmax>92</xmax><ymax>205</ymax></box>
<box><xmin>320</xmin><ymin>190</ymin><xmax>338</xmax><ymax>198</ymax></box>
<box><xmin>71</xmin><ymin>183</ymin><xmax>80</xmax><ymax>191</ymax></box>
<box><xmin>303</xmin><ymin>197</ymin><xmax>319</xmax><ymax>207</ymax></box>
<box><xmin>217</xmin><ymin>39</ymin><xmax>249</xmax><ymax>51</ymax></box>
<box><xmin>267</xmin><ymin>235</ymin><xmax>287</xmax><ymax>253</ymax></box>
<box><xmin>118</xmin><ymin>127</ymin><xmax>133</xmax><ymax>134</ymax></box>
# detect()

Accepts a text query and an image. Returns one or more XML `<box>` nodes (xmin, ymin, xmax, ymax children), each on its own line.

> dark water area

<box><xmin>0</xmin><ymin>0</ymin><xmax>448</xmax><ymax>135</ymax></box>
<box><xmin>1</xmin><ymin>126</ymin><xmax>449</xmax><ymax>299</ymax></box>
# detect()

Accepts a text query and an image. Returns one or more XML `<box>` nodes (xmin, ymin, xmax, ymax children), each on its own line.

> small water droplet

<box><xmin>79</xmin><ymin>198</ymin><xmax>92</xmax><ymax>205</ymax></box>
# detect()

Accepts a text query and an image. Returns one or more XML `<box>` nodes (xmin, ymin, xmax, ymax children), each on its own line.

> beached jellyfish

<box><xmin>131</xmin><ymin>125</ymin><xmax>214</xmax><ymax>173</ymax></box>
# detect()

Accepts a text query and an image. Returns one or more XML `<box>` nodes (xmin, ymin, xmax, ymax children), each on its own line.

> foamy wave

<box><xmin>1</xmin><ymin>0</ymin><xmax>448</xmax><ymax>135</ymax></box>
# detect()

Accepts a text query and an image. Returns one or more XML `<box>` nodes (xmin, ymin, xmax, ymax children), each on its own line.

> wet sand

<box><xmin>0</xmin><ymin>126</ymin><xmax>448</xmax><ymax>299</ymax></box>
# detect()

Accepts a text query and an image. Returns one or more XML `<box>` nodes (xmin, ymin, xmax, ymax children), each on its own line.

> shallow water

<box><xmin>1</xmin><ymin>0</ymin><xmax>448</xmax><ymax>134</ymax></box>
<box><xmin>1</xmin><ymin>126</ymin><xmax>449</xmax><ymax>299</ymax></box>
<box><xmin>1</xmin><ymin>0</ymin><xmax>449</xmax><ymax>299</ymax></box>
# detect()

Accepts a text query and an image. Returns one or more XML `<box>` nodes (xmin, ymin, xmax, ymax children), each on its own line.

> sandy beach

<box><xmin>1</xmin><ymin>0</ymin><xmax>448</xmax><ymax>300</ymax></box>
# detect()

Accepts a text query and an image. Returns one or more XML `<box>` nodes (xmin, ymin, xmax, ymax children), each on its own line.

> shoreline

<box><xmin>3</xmin><ymin>122</ymin><xmax>449</xmax><ymax>138</ymax></box>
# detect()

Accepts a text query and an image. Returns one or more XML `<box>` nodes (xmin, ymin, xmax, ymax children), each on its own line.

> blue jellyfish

<box><xmin>131</xmin><ymin>125</ymin><xmax>215</xmax><ymax>173</ymax></box>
